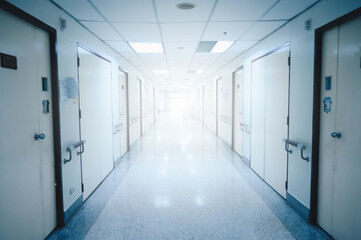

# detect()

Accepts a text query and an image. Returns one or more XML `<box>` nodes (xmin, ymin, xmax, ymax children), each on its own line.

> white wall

<box><xmin>6</xmin><ymin>0</ymin><xmax>154</xmax><ymax>212</ymax></box>
<box><xmin>203</xmin><ymin>0</ymin><xmax>361</xmax><ymax>208</ymax></box>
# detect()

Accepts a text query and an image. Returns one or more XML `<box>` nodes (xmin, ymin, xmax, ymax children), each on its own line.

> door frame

<box><xmin>202</xmin><ymin>85</ymin><xmax>205</xmax><ymax>123</ymax></box>
<box><xmin>216</xmin><ymin>77</ymin><xmax>221</xmax><ymax>137</ymax></box>
<box><xmin>0</xmin><ymin>1</ymin><xmax>64</xmax><ymax>226</ymax></box>
<box><xmin>231</xmin><ymin>66</ymin><xmax>244</xmax><ymax>151</ymax></box>
<box><xmin>118</xmin><ymin>67</ymin><xmax>130</xmax><ymax>152</ymax></box>
<box><xmin>138</xmin><ymin>78</ymin><xmax>143</xmax><ymax>137</ymax></box>
<box><xmin>309</xmin><ymin>6</ymin><xmax>361</xmax><ymax>225</ymax></box>
<box><xmin>153</xmin><ymin>86</ymin><xmax>156</xmax><ymax>124</ymax></box>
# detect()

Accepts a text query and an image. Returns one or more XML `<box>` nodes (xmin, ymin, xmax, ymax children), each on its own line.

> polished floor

<box><xmin>48</xmin><ymin>113</ymin><xmax>328</xmax><ymax>240</ymax></box>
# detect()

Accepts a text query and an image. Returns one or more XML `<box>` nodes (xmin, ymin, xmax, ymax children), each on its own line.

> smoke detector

<box><xmin>176</xmin><ymin>2</ymin><xmax>196</xmax><ymax>10</ymax></box>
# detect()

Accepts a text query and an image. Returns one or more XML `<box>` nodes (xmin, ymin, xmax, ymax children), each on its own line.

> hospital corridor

<box><xmin>0</xmin><ymin>0</ymin><xmax>361</xmax><ymax>239</ymax></box>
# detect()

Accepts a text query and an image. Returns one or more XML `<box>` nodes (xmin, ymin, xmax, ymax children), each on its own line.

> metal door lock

<box><xmin>34</xmin><ymin>133</ymin><xmax>46</xmax><ymax>140</ymax></box>
<box><xmin>331</xmin><ymin>131</ymin><xmax>342</xmax><ymax>139</ymax></box>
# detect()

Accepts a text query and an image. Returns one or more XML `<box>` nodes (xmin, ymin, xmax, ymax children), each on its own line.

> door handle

<box><xmin>331</xmin><ymin>131</ymin><xmax>342</xmax><ymax>139</ymax></box>
<box><xmin>34</xmin><ymin>133</ymin><xmax>45</xmax><ymax>140</ymax></box>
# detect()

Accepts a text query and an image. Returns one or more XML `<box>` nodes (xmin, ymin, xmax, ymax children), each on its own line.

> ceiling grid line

<box><xmin>151</xmin><ymin>0</ymin><xmax>173</xmax><ymax>84</ymax></box>
<box><xmin>184</xmin><ymin>0</ymin><xmax>220</xmax><ymax>87</ymax></box>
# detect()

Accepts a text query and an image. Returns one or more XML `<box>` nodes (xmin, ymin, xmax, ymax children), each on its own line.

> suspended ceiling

<box><xmin>51</xmin><ymin>0</ymin><xmax>319</xmax><ymax>89</ymax></box>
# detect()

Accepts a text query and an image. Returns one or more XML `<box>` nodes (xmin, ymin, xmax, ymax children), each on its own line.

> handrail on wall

<box><xmin>282</xmin><ymin>138</ymin><xmax>309</xmax><ymax>161</ymax></box>
<box><xmin>239</xmin><ymin>122</ymin><xmax>251</xmax><ymax>134</ymax></box>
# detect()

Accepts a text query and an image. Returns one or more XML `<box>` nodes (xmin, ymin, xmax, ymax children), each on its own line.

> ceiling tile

<box><xmin>105</xmin><ymin>41</ymin><xmax>134</xmax><ymax>53</ymax></box>
<box><xmin>81</xmin><ymin>21</ymin><xmax>121</xmax><ymax>40</ymax></box>
<box><xmin>227</xmin><ymin>40</ymin><xmax>258</xmax><ymax>52</ymax></box>
<box><xmin>166</xmin><ymin>53</ymin><xmax>194</xmax><ymax>62</ymax></box>
<box><xmin>163</xmin><ymin>42</ymin><xmax>199</xmax><ymax>54</ymax></box>
<box><xmin>145</xmin><ymin>61</ymin><xmax>169</xmax><ymax>69</ymax></box>
<box><xmin>202</xmin><ymin>21</ymin><xmax>255</xmax><ymax>41</ymax></box>
<box><xmin>217</xmin><ymin>52</ymin><xmax>241</xmax><ymax>61</ymax></box>
<box><xmin>262</xmin><ymin>0</ymin><xmax>319</xmax><ymax>20</ymax></box>
<box><xmin>240</xmin><ymin>21</ymin><xmax>286</xmax><ymax>41</ymax></box>
<box><xmin>155</xmin><ymin>0</ymin><xmax>215</xmax><ymax>22</ymax></box>
<box><xmin>192</xmin><ymin>53</ymin><xmax>222</xmax><ymax>63</ymax></box>
<box><xmin>161</xmin><ymin>23</ymin><xmax>207</xmax><ymax>41</ymax></box>
<box><xmin>112</xmin><ymin>23</ymin><xmax>161</xmax><ymax>41</ymax></box>
<box><xmin>191</xmin><ymin>53</ymin><xmax>222</xmax><ymax>69</ymax></box>
<box><xmin>119</xmin><ymin>52</ymin><xmax>141</xmax><ymax>61</ymax></box>
<box><xmin>129</xmin><ymin>60</ymin><xmax>149</xmax><ymax>70</ymax></box>
<box><xmin>91</xmin><ymin>0</ymin><xmax>157</xmax><ymax>22</ymax></box>
<box><xmin>52</xmin><ymin>0</ymin><xmax>103</xmax><ymax>21</ymax></box>
<box><xmin>211</xmin><ymin>0</ymin><xmax>278</xmax><ymax>21</ymax></box>
<box><xmin>138</xmin><ymin>53</ymin><xmax>167</xmax><ymax>62</ymax></box>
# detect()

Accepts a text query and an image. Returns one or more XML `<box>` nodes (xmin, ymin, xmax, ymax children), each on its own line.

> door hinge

<box><xmin>285</xmin><ymin>181</ymin><xmax>288</xmax><ymax>190</ymax></box>
<box><xmin>288</xmin><ymin>56</ymin><xmax>290</xmax><ymax>66</ymax></box>
<box><xmin>287</xmin><ymin>116</ymin><xmax>289</xmax><ymax>125</ymax></box>
<box><xmin>81</xmin><ymin>183</ymin><xmax>84</xmax><ymax>192</ymax></box>
<box><xmin>77</xmin><ymin>57</ymin><xmax>80</xmax><ymax>67</ymax></box>
<box><xmin>79</xmin><ymin>109</ymin><xmax>81</xmax><ymax>119</ymax></box>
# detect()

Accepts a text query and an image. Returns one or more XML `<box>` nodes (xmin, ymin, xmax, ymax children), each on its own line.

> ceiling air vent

<box><xmin>196</xmin><ymin>41</ymin><xmax>217</xmax><ymax>53</ymax></box>
<box><xmin>176</xmin><ymin>3</ymin><xmax>196</xmax><ymax>10</ymax></box>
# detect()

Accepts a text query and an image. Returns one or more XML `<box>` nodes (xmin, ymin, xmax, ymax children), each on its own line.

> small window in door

<box><xmin>325</xmin><ymin>76</ymin><xmax>332</xmax><ymax>91</ymax></box>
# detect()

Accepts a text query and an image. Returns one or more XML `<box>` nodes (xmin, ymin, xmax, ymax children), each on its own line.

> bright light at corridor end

<box><xmin>129</xmin><ymin>42</ymin><xmax>164</xmax><ymax>53</ymax></box>
<box><xmin>211</xmin><ymin>41</ymin><xmax>234</xmax><ymax>53</ymax></box>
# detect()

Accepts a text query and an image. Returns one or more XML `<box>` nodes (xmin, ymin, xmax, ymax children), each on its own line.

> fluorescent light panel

<box><xmin>195</xmin><ymin>70</ymin><xmax>204</xmax><ymax>74</ymax></box>
<box><xmin>211</xmin><ymin>41</ymin><xmax>234</xmax><ymax>53</ymax></box>
<box><xmin>129</xmin><ymin>42</ymin><xmax>164</xmax><ymax>53</ymax></box>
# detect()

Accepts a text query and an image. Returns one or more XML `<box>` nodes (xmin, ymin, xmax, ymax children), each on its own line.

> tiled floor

<box><xmin>48</xmin><ymin>113</ymin><xmax>328</xmax><ymax>240</ymax></box>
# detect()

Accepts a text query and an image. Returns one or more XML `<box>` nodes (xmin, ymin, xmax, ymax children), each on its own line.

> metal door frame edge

<box><xmin>0</xmin><ymin>0</ymin><xmax>65</xmax><ymax>227</ymax></box>
<box><xmin>309</xmin><ymin>6</ymin><xmax>361</xmax><ymax>225</ymax></box>
<box><xmin>231</xmin><ymin>65</ymin><xmax>244</xmax><ymax>151</ymax></box>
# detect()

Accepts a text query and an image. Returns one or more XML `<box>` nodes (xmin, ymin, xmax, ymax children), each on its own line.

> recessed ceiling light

<box><xmin>190</xmin><ymin>78</ymin><xmax>196</xmax><ymax>81</ymax></box>
<box><xmin>176</xmin><ymin>2</ymin><xmax>196</xmax><ymax>10</ymax></box>
<box><xmin>211</xmin><ymin>41</ymin><xmax>234</xmax><ymax>53</ymax></box>
<box><xmin>195</xmin><ymin>70</ymin><xmax>204</xmax><ymax>74</ymax></box>
<box><xmin>129</xmin><ymin>42</ymin><xmax>164</xmax><ymax>53</ymax></box>
<box><xmin>153</xmin><ymin>70</ymin><xmax>169</xmax><ymax>74</ymax></box>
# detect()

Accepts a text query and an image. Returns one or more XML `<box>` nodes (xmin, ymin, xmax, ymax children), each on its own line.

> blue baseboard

<box><xmin>64</xmin><ymin>194</ymin><xmax>83</xmax><ymax>224</ymax></box>
<box><xmin>241</xmin><ymin>155</ymin><xmax>250</xmax><ymax>166</ymax></box>
<box><xmin>114</xmin><ymin>156</ymin><xmax>122</xmax><ymax>167</ymax></box>
<box><xmin>286</xmin><ymin>192</ymin><xmax>310</xmax><ymax>221</ymax></box>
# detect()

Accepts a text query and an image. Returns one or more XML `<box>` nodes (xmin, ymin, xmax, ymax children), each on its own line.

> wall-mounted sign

<box><xmin>324</xmin><ymin>97</ymin><xmax>332</xmax><ymax>113</ymax></box>
<box><xmin>0</xmin><ymin>53</ymin><xmax>17</xmax><ymax>70</ymax></box>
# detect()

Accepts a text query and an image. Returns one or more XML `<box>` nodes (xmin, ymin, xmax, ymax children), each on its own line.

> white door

<box><xmin>264</xmin><ymin>47</ymin><xmax>289</xmax><ymax>198</ymax></box>
<box><xmin>78</xmin><ymin>47</ymin><xmax>114</xmax><ymax>200</ymax></box>
<box><xmin>250</xmin><ymin>46</ymin><xmax>290</xmax><ymax>198</ymax></box>
<box><xmin>233</xmin><ymin>69</ymin><xmax>244</xmax><ymax>156</ymax></box>
<box><xmin>0</xmin><ymin>9</ymin><xmax>56</xmax><ymax>239</ymax></box>
<box><xmin>119</xmin><ymin>71</ymin><xmax>128</xmax><ymax>158</ymax></box>
<box><xmin>318</xmin><ymin>16</ymin><xmax>361</xmax><ymax>240</ymax></box>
